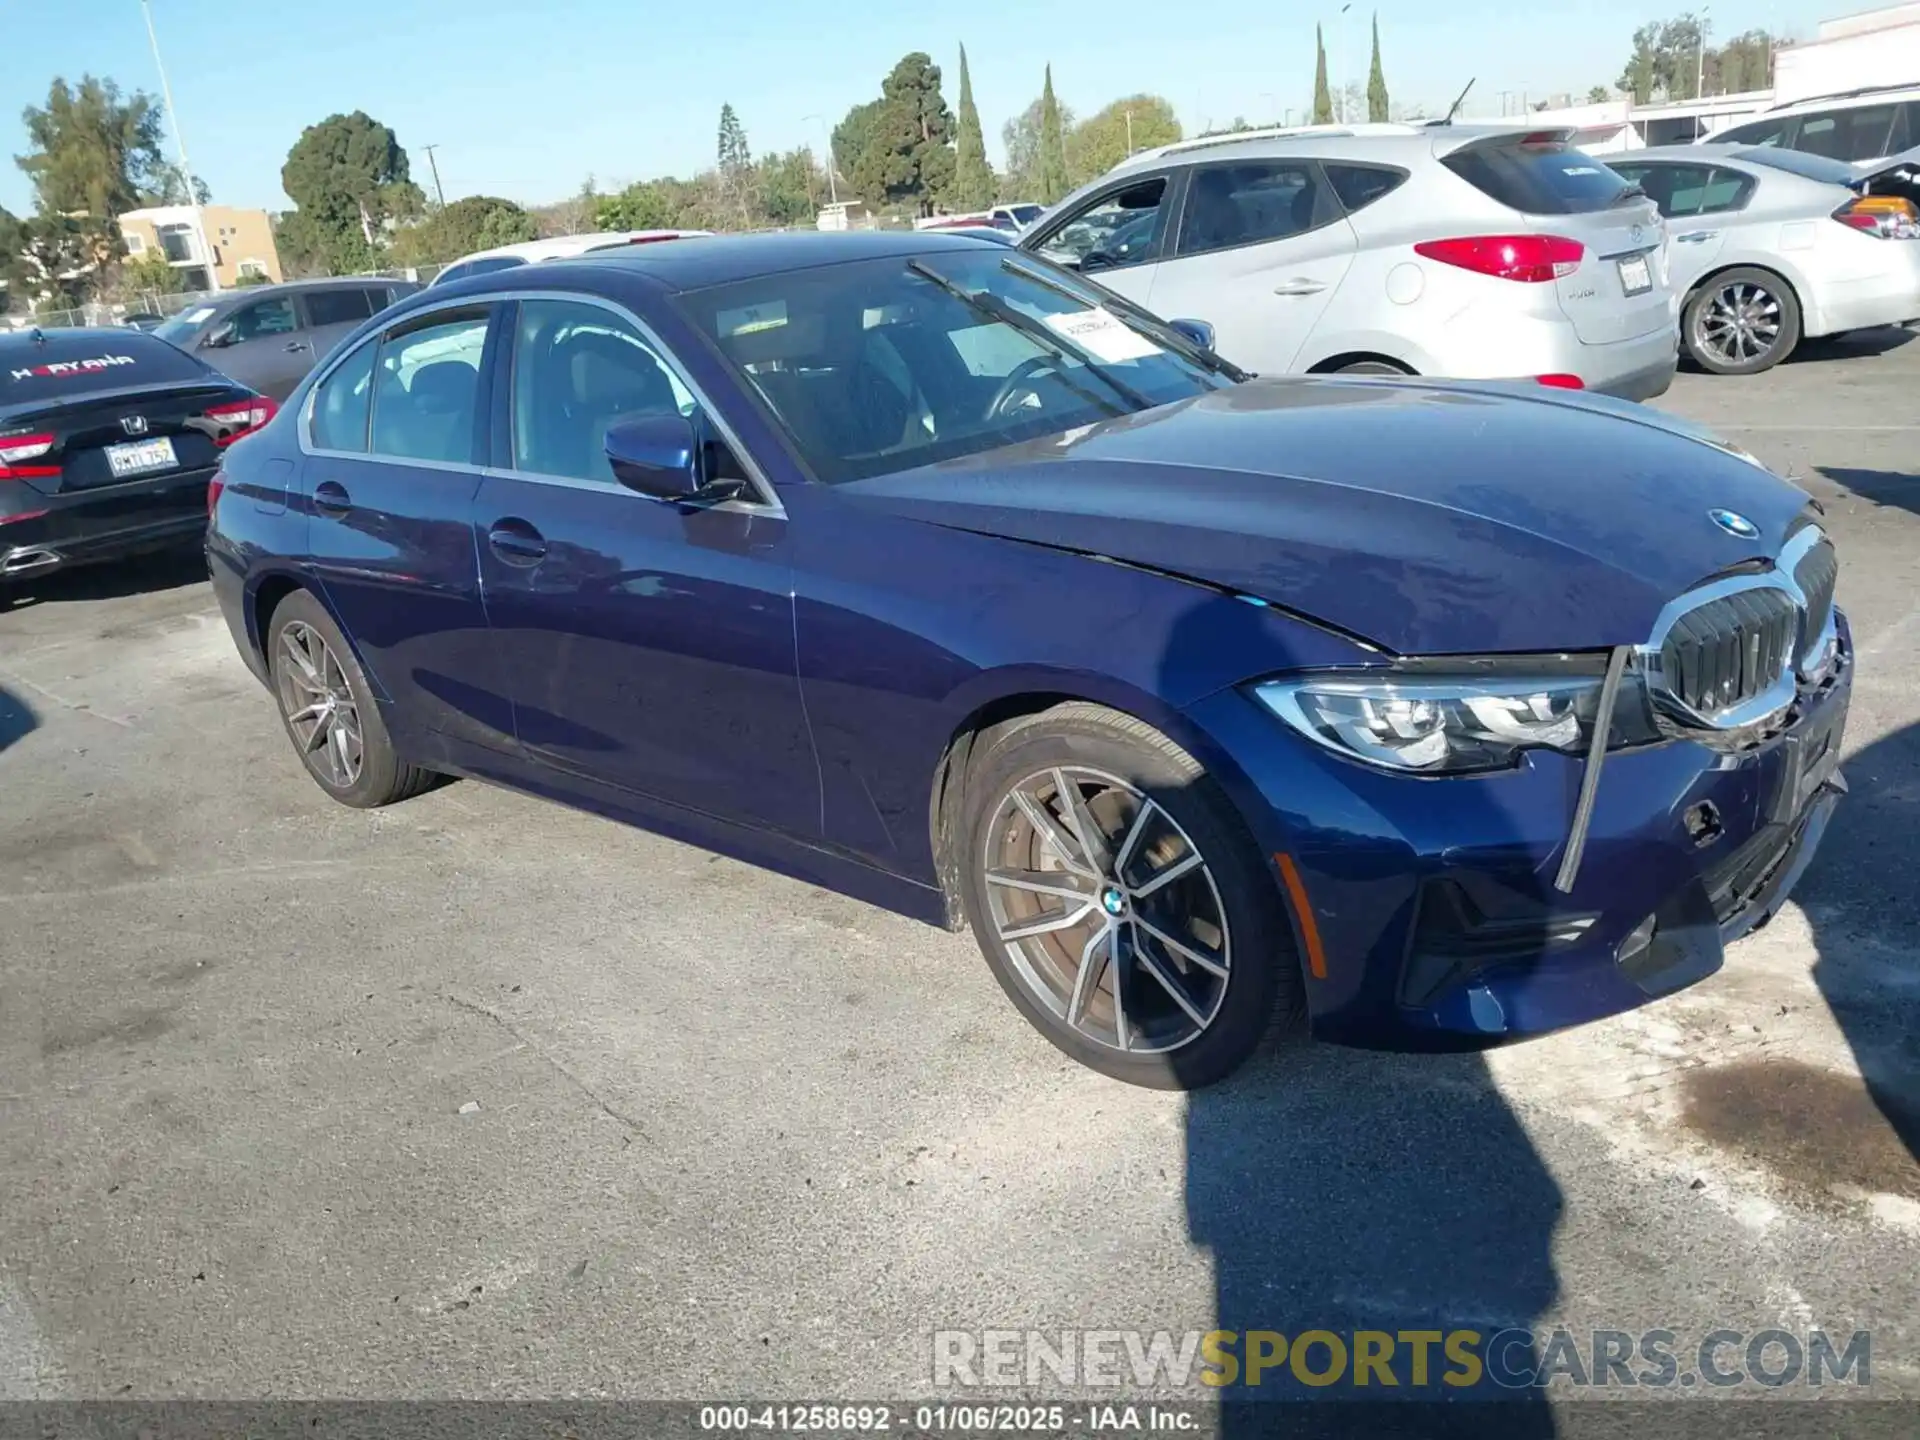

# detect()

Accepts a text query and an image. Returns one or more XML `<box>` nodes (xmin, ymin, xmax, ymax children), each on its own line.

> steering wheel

<box><xmin>986</xmin><ymin>356</ymin><xmax>1061</xmax><ymax>420</ymax></box>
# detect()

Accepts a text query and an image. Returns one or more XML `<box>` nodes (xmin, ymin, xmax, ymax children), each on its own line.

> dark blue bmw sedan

<box><xmin>206</xmin><ymin>230</ymin><xmax>1849</xmax><ymax>1088</ymax></box>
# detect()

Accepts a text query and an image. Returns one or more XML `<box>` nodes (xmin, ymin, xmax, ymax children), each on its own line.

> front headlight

<box><xmin>1253</xmin><ymin>660</ymin><xmax>1662</xmax><ymax>774</ymax></box>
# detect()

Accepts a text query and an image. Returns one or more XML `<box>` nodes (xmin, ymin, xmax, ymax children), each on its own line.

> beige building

<box><xmin>118</xmin><ymin>205</ymin><xmax>284</xmax><ymax>289</ymax></box>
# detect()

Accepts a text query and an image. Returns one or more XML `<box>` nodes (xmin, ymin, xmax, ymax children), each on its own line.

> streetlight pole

<box><xmin>139</xmin><ymin>0</ymin><xmax>218</xmax><ymax>292</ymax></box>
<box><xmin>801</xmin><ymin>114</ymin><xmax>839</xmax><ymax>205</ymax></box>
<box><xmin>1696</xmin><ymin>8</ymin><xmax>1712</xmax><ymax>100</ymax></box>
<box><xmin>1337</xmin><ymin>2</ymin><xmax>1353</xmax><ymax>123</ymax></box>
<box><xmin>421</xmin><ymin>145</ymin><xmax>447</xmax><ymax>208</ymax></box>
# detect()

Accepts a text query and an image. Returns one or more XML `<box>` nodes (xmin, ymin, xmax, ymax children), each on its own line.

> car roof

<box><xmin>1762</xmin><ymin>82</ymin><xmax>1920</xmax><ymax>114</ymax></box>
<box><xmin>1111</xmin><ymin>121</ymin><xmax>1568</xmax><ymax>176</ymax></box>
<box><xmin>533</xmin><ymin>229</ymin><xmax>1013</xmax><ymax>291</ymax></box>
<box><xmin>450</xmin><ymin>231</ymin><xmax>701</xmax><ymax>266</ymax></box>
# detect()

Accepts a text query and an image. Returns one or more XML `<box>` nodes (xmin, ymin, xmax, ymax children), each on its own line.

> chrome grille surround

<box><xmin>1639</xmin><ymin>525</ymin><xmax>1839</xmax><ymax>735</ymax></box>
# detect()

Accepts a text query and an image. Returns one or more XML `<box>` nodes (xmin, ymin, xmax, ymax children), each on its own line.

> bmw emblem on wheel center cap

<box><xmin>1100</xmin><ymin>886</ymin><xmax>1128</xmax><ymax>917</ymax></box>
<box><xmin>1709</xmin><ymin>508</ymin><xmax>1759</xmax><ymax>539</ymax></box>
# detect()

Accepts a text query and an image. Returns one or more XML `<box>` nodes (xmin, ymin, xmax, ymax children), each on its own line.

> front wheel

<box><xmin>1684</xmin><ymin>268</ymin><xmax>1801</xmax><ymax>375</ymax></box>
<box><xmin>957</xmin><ymin>703</ymin><xmax>1303</xmax><ymax>1089</ymax></box>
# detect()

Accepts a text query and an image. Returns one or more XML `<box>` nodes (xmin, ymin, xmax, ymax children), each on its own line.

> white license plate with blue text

<box><xmin>105</xmin><ymin>436</ymin><xmax>177</xmax><ymax>478</ymax></box>
<box><xmin>1617</xmin><ymin>254</ymin><xmax>1653</xmax><ymax>296</ymax></box>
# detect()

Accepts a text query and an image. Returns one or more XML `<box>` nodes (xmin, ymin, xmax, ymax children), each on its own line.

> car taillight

<box><xmin>1536</xmin><ymin>374</ymin><xmax>1586</xmax><ymax>389</ymax></box>
<box><xmin>205</xmin><ymin>395</ymin><xmax>280</xmax><ymax>446</ymax></box>
<box><xmin>1414</xmin><ymin>235</ymin><xmax>1586</xmax><ymax>282</ymax></box>
<box><xmin>207</xmin><ymin>468</ymin><xmax>226</xmax><ymax>516</ymax></box>
<box><xmin>1834</xmin><ymin>195</ymin><xmax>1920</xmax><ymax>238</ymax></box>
<box><xmin>0</xmin><ymin>432</ymin><xmax>58</xmax><ymax>480</ymax></box>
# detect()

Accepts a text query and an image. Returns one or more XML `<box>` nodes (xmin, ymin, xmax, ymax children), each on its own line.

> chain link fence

<box><xmin>2</xmin><ymin>266</ymin><xmax>443</xmax><ymax>333</ymax></box>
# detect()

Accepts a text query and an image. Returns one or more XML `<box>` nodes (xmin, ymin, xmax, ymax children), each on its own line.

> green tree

<box><xmin>1066</xmin><ymin>96</ymin><xmax>1181</xmax><ymax>187</ymax></box>
<box><xmin>1000</xmin><ymin>93</ymin><xmax>1074</xmax><ymax>201</ymax></box>
<box><xmin>757</xmin><ymin>148</ymin><xmax>821</xmax><ymax>226</ymax></box>
<box><xmin>15</xmin><ymin>75</ymin><xmax>181</xmax><ymax>221</ymax></box>
<box><xmin>717</xmin><ymin>103</ymin><xmax>753</xmax><ymax>220</ymax></box>
<box><xmin>832</xmin><ymin>99</ymin><xmax>885</xmax><ymax>191</ymax></box>
<box><xmin>0</xmin><ymin>205</ymin><xmax>29</xmax><ymax>312</ymax></box>
<box><xmin>1587</xmin><ymin>85</ymin><xmax>1613</xmax><ymax>103</ymax></box>
<box><xmin>280</xmin><ymin>111</ymin><xmax>423</xmax><ymax>273</ymax></box>
<box><xmin>1366</xmin><ymin>16</ymin><xmax>1390</xmax><ymax>123</ymax></box>
<box><xmin>391</xmin><ymin>195</ymin><xmax>537</xmax><ymax>267</ymax></box>
<box><xmin>849</xmin><ymin>53</ymin><xmax>956</xmax><ymax>215</ymax></box>
<box><xmin>122</xmin><ymin>249</ymin><xmax>185</xmax><ymax>296</ymax></box>
<box><xmin>951</xmin><ymin>44</ymin><xmax>994</xmax><ymax>210</ymax></box>
<box><xmin>9</xmin><ymin>212</ymin><xmax>115</xmax><ymax>311</ymax></box>
<box><xmin>1036</xmin><ymin>67</ymin><xmax>1068</xmax><ymax>205</ymax></box>
<box><xmin>1619</xmin><ymin>14</ymin><xmax>1709</xmax><ymax>102</ymax></box>
<box><xmin>1713</xmin><ymin>29</ymin><xmax>1777</xmax><ymax>93</ymax></box>
<box><xmin>1313</xmin><ymin>27</ymin><xmax>1334</xmax><ymax>124</ymax></box>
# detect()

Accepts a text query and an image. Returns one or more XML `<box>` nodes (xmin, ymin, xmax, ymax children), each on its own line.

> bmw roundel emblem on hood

<box><xmin>1709</xmin><ymin>508</ymin><xmax>1760</xmax><ymax>539</ymax></box>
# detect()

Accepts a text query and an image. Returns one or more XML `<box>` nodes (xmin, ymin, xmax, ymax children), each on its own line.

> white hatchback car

<box><xmin>1020</xmin><ymin>123</ymin><xmax>1678</xmax><ymax>399</ymax></box>
<box><xmin>429</xmin><ymin>231</ymin><xmax>708</xmax><ymax>288</ymax></box>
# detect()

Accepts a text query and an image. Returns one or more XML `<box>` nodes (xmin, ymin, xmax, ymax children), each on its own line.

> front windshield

<box><xmin>1010</xmin><ymin>204</ymin><xmax>1043</xmax><ymax>226</ymax></box>
<box><xmin>153</xmin><ymin>304</ymin><xmax>217</xmax><ymax>346</ymax></box>
<box><xmin>678</xmin><ymin>249</ymin><xmax>1230</xmax><ymax>484</ymax></box>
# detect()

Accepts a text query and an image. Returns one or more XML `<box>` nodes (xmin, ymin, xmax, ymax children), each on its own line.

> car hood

<box><xmin>837</xmin><ymin>378</ymin><xmax>1815</xmax><ymax>656</ymax></box>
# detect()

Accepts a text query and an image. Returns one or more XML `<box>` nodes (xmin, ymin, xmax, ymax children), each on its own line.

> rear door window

<box><xmin>1175</xmin><ymin>161</ymin><xmax>1330</xmax><ymax>256</ymax></box>
<box><xmin>1796</xmin><ymin>105</ymin><xmax>1899</xmax><ymax>161</ymax></box>
<box><xmin>304</xmin><ymin>288</ymin><xmax>379</xmax><ymax>328</ymax></box>
<box><xmin>228</xmin><ymin>297</ymin><xmax>298</xmax><ymax>342</ymax></box>
<box><xmin>1441</xmin><ymin>138</ymin><xmax>1638</xmax><ymax>214</ymax></box>
<box><xmin>1699</xmin><ymin>168</ymin><xmax>1753</xmax><ymax>213</ymax></box>
<box><xmin>2</xmin><ymin>332</ymin><xmax>212</xmax><ymax>410</ymax></box>
<box><xmin>308</xmin><ymin>338</ymin><xmax>378</xmax><ymax>452</ymax></box>
<box><xmin>1712</xmin><ymin>115</ymin><xmax>1794</xmax><ymax>148</ymax></box>
<box><xmin>1325</xmin><ymin>163</ymin><xmax>1408</xmax><ymax>214</ymax></box>
<box><xmin>1612</xmin><ymin>162</ymin><xmax>1715</xmax><ymax>217</ymax></box>
<box><xmin>368</xmin><ymin>312</ymin><xmax>490</xmax><ymax>465</ymax></box>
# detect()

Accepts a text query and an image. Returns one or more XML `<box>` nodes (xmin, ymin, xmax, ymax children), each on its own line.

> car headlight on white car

<box><xmin>1254</xmin><ymin>661</ymin><xmax>1663</xmax><ymax>774</ymax></box>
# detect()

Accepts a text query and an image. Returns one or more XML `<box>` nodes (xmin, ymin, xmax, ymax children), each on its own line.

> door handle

<box><xmin>1273</xmin><ymin>278</ymin><xmax>1328</xmax><ymax>296</ymax></box>
<box><xmin>312</xmin><ymin>480</ymin><xmax>351</xmax><ymax>516</ymax></box>
<box><xmin>1675</xmin><ymin>231</ymin><xmax>1720</xmax><ymax>243</ymax></box>
<box><xmin>487</xmin><ymin>519</ymin><xmax>548</xmax><ymax>567</ymax></box>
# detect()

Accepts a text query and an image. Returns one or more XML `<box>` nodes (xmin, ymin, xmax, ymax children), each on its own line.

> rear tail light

<box><xmin>207</xmin><ymin>469</ymin><xmax>226</xmax><ymax>517</ymax></box>
<box><xmin>205</xmin><ymin>395</ymin><xmax>280</xmax><ymax>446</ymax></box>
<box><xmin>1414</xmin><ymin>234</ymin><xmax>1585</xmax><ymax>282</ymax></box>
<box><xmin>0</xmin><ymin>432</ymin><xmax>58</xmax><ymax>480</ymax></box>
<box><xmin>1834</xmin><ymin>195</ymin><xmax>1920</xmax><ymax>238</ymax></box>
<box><xmin>1536</xmin><ymin>374</ymin><xmax>1586</xmax><ymax>389</ymax></box>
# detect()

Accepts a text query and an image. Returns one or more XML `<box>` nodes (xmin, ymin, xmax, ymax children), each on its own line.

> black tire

<box><xmin>1683</xmin><ymin>267</ymin><xmax>1802</xmax><ymax>376</ymax></box>
<box><xmin>957</xmin><ymin>702</ymin><xmax>1303</xmax><ymax>1089</ymax></box>
<box><xmin>265</xmin><ymin>588</ymin><xmax>436</xmax><ymax>809</ymax></box>
<box><xmin>1335</xmin><ymin>360</ymin><xmax>1408</xmax><ymax>376</ymax></box>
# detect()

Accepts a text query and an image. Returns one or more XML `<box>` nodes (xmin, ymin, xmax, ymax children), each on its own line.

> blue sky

<box><xmin>2</xmin><ymin>0</ymin><xmax>1830</xmax><ymax>216</ymax></box>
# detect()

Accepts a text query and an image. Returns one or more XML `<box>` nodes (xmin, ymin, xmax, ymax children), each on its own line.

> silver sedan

<box><xmin>1610</xmin><ymin>143</ymin><xmax>1920</xmax><ymax>375</ymax></box>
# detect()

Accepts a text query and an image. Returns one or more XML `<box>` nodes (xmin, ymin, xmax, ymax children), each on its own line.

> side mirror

<box><xmin>604</xmin><ymin>412</ymin><xmax>745</xmax><ymax>503</ymax></box>
<box><xmin>1168</xmin><ymin>318</ymin><xmax>1216</xmax><ymax>352</ymax></box>
<box><xmin>201</xmin><ymin>323</ymin><xmax>235</xmax><ymax>350</ymax></box>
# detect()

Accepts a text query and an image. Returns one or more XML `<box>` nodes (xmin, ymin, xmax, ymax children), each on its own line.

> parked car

<box><xmin>917</xmin><ymin>205</ymin><xmax>1045</xmax><ymax>233</ymax></box>
<box><xmin>1704</xmin><ymin>84</ymin><xmax>1920</xmax><ymax>173</ymax></box>
<box><xmin>208</xmin><ymin>231</ymin><xmax>1847</xmax><ymax>1088</ymax></box>
<box><xmin>1608</xmin><ymin>144</ymin><xmax>1920</xmax><ymax>374</ymax></box>
<box><xmin>120</xmin><ymin>313</ymin><xmax>167</xmax><ymax>332</ymax></box>
<box><xmin>1019</xmin><ymin>123</ymin><xmax>1678</xmax><ymax>399</ymax></box>
<box><xmin>153</xmin><ymin>278</ymin><xmax>420</xmax><ymax>402</ymax></box>
<box><xmin>1</xmin><ymin>326</ymin><xmax>274</xmax><ymax>590</ymax></box>
<box><xmin>428</xmin><ymin>231</ymin><xmax>708</xmax><ymax>287</ymax></box>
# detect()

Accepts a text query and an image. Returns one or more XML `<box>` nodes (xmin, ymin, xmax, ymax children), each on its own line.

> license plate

<box><xmin>105</xmin><ymin>436</ymin><xmax>177</xmax><ymax>478</ymax></box>
<box><xmin>1617</xmin><ymin>254</ymin><xmax>1653</xmax><ymax>296</ymax></box>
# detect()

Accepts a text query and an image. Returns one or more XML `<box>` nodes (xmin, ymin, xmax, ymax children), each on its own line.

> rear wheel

<box><xmin>957</xmin><ymin>703</ymin><xmax>1303</xmax><ymax>1089</ymax></box>
<box><xmin>1334</xmin><ymin>360</ymin><xmax>1409</xmax><ymax>376</ymax></box>
<box><xmin>266</xmin><ymin>589</ymin><xmax>435</xmax><ymax>808</ymax></box>
<box><xmin>1684</xmin><ymin>268</ymin><xmax>1801</xmax><ymax>375</ymax></box>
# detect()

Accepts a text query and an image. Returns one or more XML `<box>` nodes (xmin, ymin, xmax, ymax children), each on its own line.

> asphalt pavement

<box><xmin>1</xmin><ymin>336</ymin><xmax>1917</xmax><ymax>1406</ymax></box>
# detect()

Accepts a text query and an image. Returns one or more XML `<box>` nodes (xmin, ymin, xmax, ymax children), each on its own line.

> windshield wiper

<box><xmin>1001</xmin><ymin>258</ymin><xmax>1250</xmax><ymax>382</ymax></box>
<box><xmin>905</xmin><ymin>259</ymin><xmax>1156</xmax><ymax>412</ymax></box>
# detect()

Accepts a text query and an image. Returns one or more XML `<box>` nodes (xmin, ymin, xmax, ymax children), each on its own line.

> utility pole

<box><xmin>1125</xmin><ymin>109</ymin><xmax>1134</xmax><ymax>156</ymax></box>
<box><xmin>139</xmin><ymin>0</ymin><xmax>218</xmax><ymax>292</ymax></box>
<box><xmin>801</xmin><ymin>115</ymin><xmax>839</xmax><ymax>205</ymax></box>
<box><xmin>422</xmin><ymin>145</ymin><xmax>447</xmax><ymax>208</ymax></box>
<box><xmin>1696</xmin><ymin>8</ymin><xmax>1712</xmax><ymax>100</ymax></box>
<box><xmin>1338</xmin><ymin>2</ymin><xmax>1353</xmax><ymax>122</ymax></box>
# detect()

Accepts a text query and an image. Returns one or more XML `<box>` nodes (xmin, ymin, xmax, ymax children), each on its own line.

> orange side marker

<box><xmin>1274</xmin><ymin>853</ymin><xmax>1329</xmax><ymax>980</ymax></box>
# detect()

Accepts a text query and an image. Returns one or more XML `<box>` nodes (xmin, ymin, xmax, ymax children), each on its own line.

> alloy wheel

<box><xmin>981</xmin><ymin>766</ymin><xmax>1231</xmax><ymax>1055</ymax></box>
<box><xmin>1697</xmin><ymin>281</ymin><xmax>1783</xmax><ymax>366</ymax></box>
<box><xmin>276</xmin><ymin>621</ymin><xmax>364</xmax><ymax>789</ymax></box>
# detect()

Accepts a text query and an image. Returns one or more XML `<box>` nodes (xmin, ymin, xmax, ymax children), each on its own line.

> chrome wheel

<box><xmin>276</xmin><ymin>620</ymin><xmax>364</xmax><ymax>789</ymax></box>
<box><xmin>1696</xmin><ymin>281</ymin><xmax>1783</xmax><ymax>366</ymax></box>
<box><xmin>981</xmin><ymin>766</ymin><xmax>1230</xmax><ymax>1055</ymax></box>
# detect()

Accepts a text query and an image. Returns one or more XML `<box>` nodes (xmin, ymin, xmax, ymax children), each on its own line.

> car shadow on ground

<box><xmin>1154</xmin><ymin>599</ymin><xmax>1563</xmax><ymax>1432</ymax></box>
<box><xmin>1792</xmin><ymin>720</ymin><xmax>1920</xmax><ymax>1189</ymax></box>
<box><xmin>0</xmin><ymin>685</ymin><xmax>36</xmax><ymax>754</ymax></box>
<box><xmin>1816</xmin><ymin>466</ymin><xmax>1920</xmax><ymax>522</ymax></box>
<box><xmin>1789</xmin><ymin>327</ymin><xmax>1917</xmax><ymax>364</ymax></box>
<box><xmin>0</xmin><ymin>544</ymin><xmax>207</xmax><ymax>614</ymax></box>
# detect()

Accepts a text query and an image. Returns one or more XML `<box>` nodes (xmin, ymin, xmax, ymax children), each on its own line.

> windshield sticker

<box><xmin>177</xmin><ymin>306</ymin><xmax>217</xmax><ymax>325</ymax></box>
<box><xmin>8</xmin><ymin>353</ymin><xmax>138</xmax><ymax>382</ymax></box>
<box><xmin>717</xmin><ymin>300</ymin><xmax>788</xmax><ymax>337</ymax></box>
<box><xmin>1042</xmin><ymin>307</ymin><xmax>1162</xmax><ymax>364</ymax></box>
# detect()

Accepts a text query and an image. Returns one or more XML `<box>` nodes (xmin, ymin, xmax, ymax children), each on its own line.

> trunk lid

<box><xmin>1439</xmin><ymin>131</ymin><xmax>1672</xmax><ymax>344</ymax></box>
<box><xmin>1</xmin><ymin>378</ymin><xmax>242</xmax><ymax>496</ymax></box>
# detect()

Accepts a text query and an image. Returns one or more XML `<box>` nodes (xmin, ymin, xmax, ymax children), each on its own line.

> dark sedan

<box><xmin>206</xmin><ymin>232</ymin><xmax>1849</xmax><ymax>1088</ymax></box>
<box><xmin>2</xmin><ymin>328</ymin><xmax>274</xmax><ymax>590</ymax></box>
